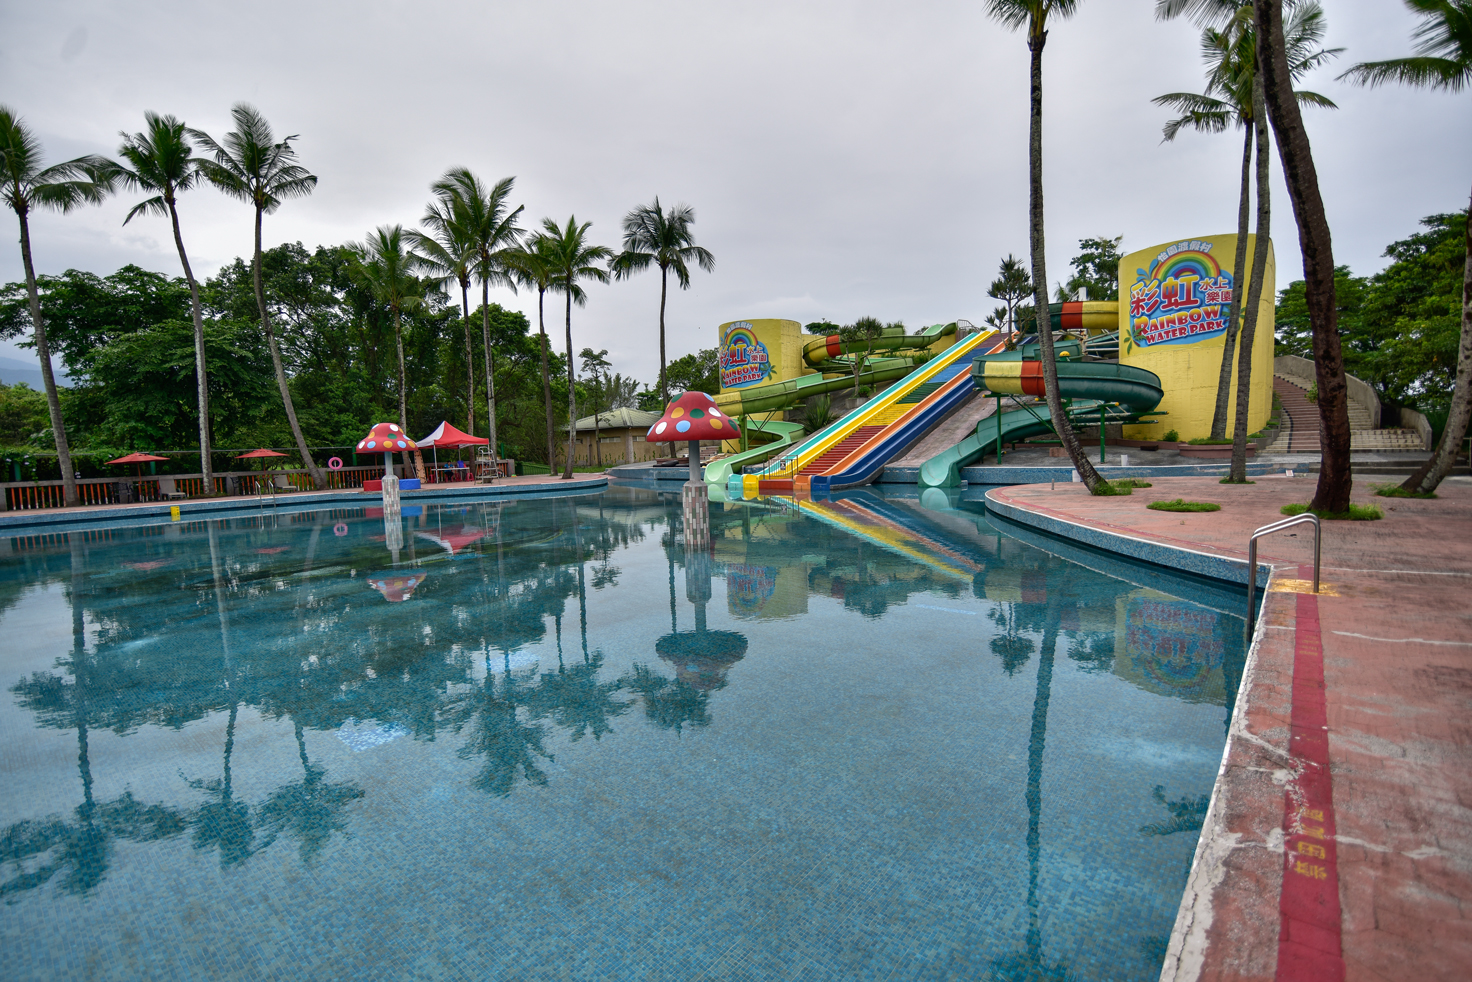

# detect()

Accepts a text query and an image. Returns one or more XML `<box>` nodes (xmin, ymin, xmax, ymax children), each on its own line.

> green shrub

<box><xmin>1147</xmin><ymin>498</ymin><xmax>1221</xmax><ymax>513</ymax></box>
<box><xmin>1280</xmin><ymin>501</ymin><xmax>1383</xmax><ymax>520</ymax></box>
<box><xmin>1372</xmin><ymin>483</ymin><xmax>1436</xmax><ymax>499</ymax></box>
<box><xmin>1162</xmin><ymin>429</ymin><xmax>1179</xmax><ymax>442</ymax></box>
<box><xmin>1305</xmin><ymin>384</ymin><xmax>1318</xmax><ymax>403</ymax></box>
<box><xmin>1111</xmin><ymin>478</ymin><xmax>1153</xmax><ymax>488</ymax></box>
<box><xmin>1187</xmin><ymin>436</ymin><xmax>1232</xmax><ymax>445</ymax></box>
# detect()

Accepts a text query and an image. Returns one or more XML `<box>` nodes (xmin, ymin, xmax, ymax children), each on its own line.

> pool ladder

<box><xmin>1245</xmin><ymin>513</ymin><xmax>1320</xmax><ymax>630</ymax></box>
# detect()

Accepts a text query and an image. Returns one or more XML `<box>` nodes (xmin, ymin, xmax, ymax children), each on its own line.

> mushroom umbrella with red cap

<box><xmin>355</xmin><ymin>423</ymin><xmax>417</xmax><ymax>477</ymax></box>
<box><xmin>646</xmin><ymin>391</ymin><xmax>733</xmax><ymax>484</ymax></box>
<box><xmin>235</xmin><ymin>448</ymin><xmax>288</xmax><ymax>490</ymax></box>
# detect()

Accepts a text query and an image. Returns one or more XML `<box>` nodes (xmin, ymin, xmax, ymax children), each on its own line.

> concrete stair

<box><xmin>1269</xmin><ymin>375</ymin><xmax>1426</xmax><ymax>454</ymax></box>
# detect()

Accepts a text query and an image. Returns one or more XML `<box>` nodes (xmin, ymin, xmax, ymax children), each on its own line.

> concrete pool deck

<box><xmin>0</xmin><ymin>473</ymin><xmax>609</xmax><ymax>532</ymax></box>
<box><xmin>984</xmin><ymin>475</ymin><xmax>1472</xmax><ymax>982</ymax></box>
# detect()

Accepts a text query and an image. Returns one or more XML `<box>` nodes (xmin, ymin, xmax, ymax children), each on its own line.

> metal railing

<box><xmin>1246</xmin><ymin>513</ymin><xmax>1320</xmax><ymax>628</ymax></box>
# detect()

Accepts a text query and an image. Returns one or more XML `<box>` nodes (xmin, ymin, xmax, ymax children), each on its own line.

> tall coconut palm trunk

<box><xmin>251</xmin><ymin>211</ymin><xmax>325</xmax><ymax>489</ymax></box>
<box><xmin>563</xmin><ymin>291</ymin><xmax>577</xmax><ymax>480</ymax></box>
<box><xmin>1212</xmin><ymin>124</ymin><xmax>1256</xmax><ymax>440</ymax></box>
<box><xmin>1401</xmin><ymin>186</ymin><xmax>1472</xmax><ymax>494</ymax></box>
<box><xmin>538</xmin><ymin>289</ymin><xmax>556</xmax><ymax>472</ymax></box>
<box><xmin>482</xmin><ymin>282</ymin><xmax>499</xmax><ymax>474</ymax></box>
<box><xmin>391</xmin><ymin>307</ymin><xmax>428</xmax><ymax>483</ymax></box>
<box><xmin>1229</xmin><ymin>83</ymin><xmax>1272</xmax><ymax>483</ymax></box>
<box><xmin>1026</xmin><ymin>29</ymin><xmax>1106</xmax><ymax>493</ymax></box>
<box><xmin>168</xmin><ymin>199</ymin><xmax>214</xmax><ymax>493</ymax></box>
<box><xmin>659</xmin><ymin>265</ymin><xmax>674</xmax><ymax>454</ymax></box>
<box><xmin>16</xmin><ymin>210</ymin><xmax>78</xmax><ymax>506</ymax></box>
<box><xmin>461</xmin><ymin>282</ymin><xmax>474</xmax><ymax>436</ymax></box>
<box><xmin>1254</xmin><ymin>0</ymin><xmax>1351</xmax><ymax>512</ymax></box>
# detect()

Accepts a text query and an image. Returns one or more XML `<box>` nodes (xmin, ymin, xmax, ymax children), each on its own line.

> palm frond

<box><xmin>1338</xmin><ymin>56</ymin><xmax>1468</xmax><ymax>91</ymax></box>
<box><xmin>1293</xmin><ymin>89</ymin><xmax>1338</xmax><ymax>109</ymax></box>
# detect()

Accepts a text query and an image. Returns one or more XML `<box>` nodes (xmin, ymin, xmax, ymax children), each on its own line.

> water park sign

<box><xmin>720</xmin><ymin>322</ymin><xmax>772</xmax><ymax>389</ymax></box>
<box><xmin>1127</xmin><ymin>240</ymin><xmax>1233</xmax><ymax>349</ymax></box>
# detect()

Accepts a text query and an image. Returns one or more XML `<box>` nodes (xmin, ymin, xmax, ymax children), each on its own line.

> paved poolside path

<box><xmin>985</xmin><ymin>475</ymin><xmax>1472</xmax><ymax>982</ymax></box>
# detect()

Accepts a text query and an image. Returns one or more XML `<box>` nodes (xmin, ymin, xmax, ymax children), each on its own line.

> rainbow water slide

<box><xmin>702</xmin><ymin>323</ymin><xmax>957</xmax><ymax>486</ymax></box>
<box><xmin>917</xmin><ymin>344</ymin><xmax>1164</xmax><ymax>488</ymax></box>
<box><xmin>737</xmin><ymin>328</ymin><xmax>1001</xmax><ymax>497</ymax></box>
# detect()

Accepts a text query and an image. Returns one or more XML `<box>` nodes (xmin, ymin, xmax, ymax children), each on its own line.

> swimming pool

<box><xmin>0</xmin><ymin>484</ymin><xmax>1244</xmax><ymax>980</ymax></box>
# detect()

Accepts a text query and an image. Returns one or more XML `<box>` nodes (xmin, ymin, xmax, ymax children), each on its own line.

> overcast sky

<box><xmin>2</xmin><ymin>0</ymin><xmax>1466</xmax><ymax>387</ymax></box>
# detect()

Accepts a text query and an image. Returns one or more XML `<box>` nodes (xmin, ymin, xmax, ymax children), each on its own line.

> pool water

<box><xmin>0</xmin><ymin>484</ymin><xmax>1244</xmax><ymax>981</ymax></box>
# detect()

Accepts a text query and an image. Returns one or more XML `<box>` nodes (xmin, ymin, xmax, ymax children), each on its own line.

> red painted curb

<box><xmin>1275</xmin><ymin>566</ymin><xmax>1345</xmax><ymax>982</ymax></box>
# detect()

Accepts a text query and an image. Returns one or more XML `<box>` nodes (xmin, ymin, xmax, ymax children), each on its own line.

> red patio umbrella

<box><xmin>105</xmin><ymin>452</ymin><xmax>169</xmax><ymax>478</ymax></box>
<box><xmin>236</xmin><ymin>448</ymin><xmax>288</xmax><ymax>488</ymax></box>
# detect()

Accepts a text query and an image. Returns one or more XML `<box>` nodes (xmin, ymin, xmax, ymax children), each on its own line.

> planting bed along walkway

<box><xmin>985</xmin><ymin>475</ymin><xmax>1471</xmax><ymax>982</ymax></box>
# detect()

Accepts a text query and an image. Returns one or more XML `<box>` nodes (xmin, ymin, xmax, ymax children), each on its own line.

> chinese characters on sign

<box><xmin>1128</xmin><ymin>240</ymin><xmax>1235</xmax><ymax>350</ymax></box>
<box><xmin>719</xmin><ymin>323</ymin><xmax>772</xmax><ymax>389</ymax></box>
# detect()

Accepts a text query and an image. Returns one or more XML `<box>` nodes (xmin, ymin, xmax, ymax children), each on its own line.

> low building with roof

<box><xmin>570</xmin><ymin>407</ymin><xmax>665</xmax><ymax>467</ymax></box>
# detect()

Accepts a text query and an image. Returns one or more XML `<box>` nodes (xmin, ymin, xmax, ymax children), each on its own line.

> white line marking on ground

<box><xmin>1331</xmin><ymin>631</ymin><xmax>1472</xmax><ymax>647</ymax></box>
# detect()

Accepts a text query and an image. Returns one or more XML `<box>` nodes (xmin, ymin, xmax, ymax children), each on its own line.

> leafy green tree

<box><xmin>350</xmin><ymin>225</ymin><xmax>431</xmax><ymax>481</ymax></box>
<box><xmin>611</xmin><ymin>198</ymin><xmax>715</xmax><ymax>410</ymax></box>
<box><xmin>1341</xmin><ymin>0</ymin><xmax>1471</xmax><ymax>494</ymax></box>
<box><xmin>987</xmin><ymin>254</ymin><xmax>1033</xmax><ymax>336</ymax></box>
<box><xmin>0</xmin><ymin>106</ymin><xmax>114</xmax><ymax>506</ymax></box>
<box><xmin>508</xmin><ymin>236</ymin><xmax>560</xmax><ymax>469</ymax></box>
<box><xmin>190</xmin><ymin>104</ymin><xmax>324</xmax><ymax>488</ymax></box>
<box><xmin>986</xmin><ymin>0</ymin><xmax>1110</xmax><ymax>493</ymax></box>
<box><xmin>1059</xmin><ymin>236</ymin><xmax>1124</xmax><ymax>301</ymax></box>
<box><xmin>579</xmin><ymin>347</ymin><xmax>611</xmax><ymax>466</ymax></box>
<box><xmin>804</xmin><ymin>320</ymin><xmax>841</xmax><ymax>335</ymax></box>
<box><xmin>0</xmin><ymin>382</ymin><xmax>49</xmax><ymax>445</ymax></box>
<box><xmin>539</xmin><ymin>216</ymin><xmax>612</xmax><ymax>479</ymax></box>
<box><xmin>837</xmin><ymin>316</ymin><xmax>893</xmax><ymax>392</ymax></box>
<box><xmin>114</xmin><ymin>112</ymin><xmax>218</xmax><ymax>490</ymax></box>
<box><xmin>664</xmin><ymin>347</ymin><xmax>720</xmax><ymax>394</ymax></box>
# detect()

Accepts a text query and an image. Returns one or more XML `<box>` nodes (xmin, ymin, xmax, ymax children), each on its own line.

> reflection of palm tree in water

<box><xmin>2</xmin><ymin>536</ymin><xmax>186</xmax><ymax>898</ymax></box>
<box><xmin>257</xmin><ymin>722</ymin><xmax>365</xmax><ymax>863</ymax></box>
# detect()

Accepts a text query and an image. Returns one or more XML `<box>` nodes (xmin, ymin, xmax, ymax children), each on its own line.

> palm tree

<box><xmin>580</xmin><ymin>347</ymin><xmax>611</xmax><ymax>467</ymax></box>
<box><xmin>0</xmin><ymin>107</ymin><xmax>113</xmax><ymax>507</ymax></box>
<box><xmin>540</xmin><ymin>216</ymin><xmax>613</xmax><ymax>479</ymax></box>
<box><xmin>1340</xmin><ymin>0</ymin><xmax>1471</xmax><ymax>495</ymax></box>
<box><xmin>189</xmin><ymin>104</ymin><xmax>325</xmax><ymax>489</ymax></box>
<box><xmin>508</xmin><ymin>236</ymin><xmax>559</xmax><ymax>471</ymax></box>
<box><xmin>985</xmin><ymin>1</ymin><xmax>1111</xmax><ymax>493</ymax></box>
<box><xmin>987</xmin><ymin>253</ymin><xmax>1033</xmax><ymax>338</ymax></box>
<box><xmin>430</xmin><ymin>170</ymin><xmax>523</xmax><ymax>473</ymax></box>
<box><xmin>1155</xmin><ymin>2</ymin><xmax>1339</xmax><ymax>441</ymax></box>
<box><xmin>408</xmin><ymin>192</ymin><xmax>478</xmax><ymax>436</ymax></box>
<box><xmin>610</xmin><ymin>198</ymin><xmax>715</xmax><ymax>412</ymax></box>
<box><xmin>114</xmin><ymin>112</ymin><xmax>217</xmax><ymax>493</ymax></box>
<box><xmin>350</xmin><ymin>224</ymin><xmax>429</xmax><ymax>482</ymax></box>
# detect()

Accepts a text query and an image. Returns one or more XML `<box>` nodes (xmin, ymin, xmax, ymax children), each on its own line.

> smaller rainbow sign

<box><xmin>719</xmin><ymin>322</ymin><xmax>772</xmax><ymax>388</ymax></box>
<box><xmin>1127</xmin><ymin>240</ymin><xmax>1235</xmax><ymax>350</ymax></box>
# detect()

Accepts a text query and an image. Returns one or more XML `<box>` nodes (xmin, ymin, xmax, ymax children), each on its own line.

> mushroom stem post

<box><xmin>688</xmin><ymin>440</ymin><xmax>700</xmax><ymax>484</ymax></box>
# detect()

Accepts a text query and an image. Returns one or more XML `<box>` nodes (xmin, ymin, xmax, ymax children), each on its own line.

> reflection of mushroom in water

<box><xmin>655</xmin><ymin>549</ymin><xmax>747</xmax><ymax>690</ymax></box>
<box><xmin>366</xmin><ymin>571</ymin><xmax>426</xmax><ymax>603</ymax></box>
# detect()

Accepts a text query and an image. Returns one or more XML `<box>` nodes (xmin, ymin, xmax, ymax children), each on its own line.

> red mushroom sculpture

<box><xmin>647</xmin><ymin>391</ymin><xmax>732</xmax><ymax>483</ymax></box>
<box><xmin>356</xmin><ymin>423</ymin><xmax>417</xmax><ymax>478</ymax></box>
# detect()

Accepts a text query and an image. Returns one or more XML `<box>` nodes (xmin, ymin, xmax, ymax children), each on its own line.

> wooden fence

<box><xmin>0</xmin><ymin>465</ymin><xmax>390</xmax><ymax>512</ymax></box>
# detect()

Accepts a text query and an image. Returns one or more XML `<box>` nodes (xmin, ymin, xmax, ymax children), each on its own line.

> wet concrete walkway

<box><xmin>985</xmin><ymin>475</ymin><xmax>1472</xmax><ymax>982</ymax></box>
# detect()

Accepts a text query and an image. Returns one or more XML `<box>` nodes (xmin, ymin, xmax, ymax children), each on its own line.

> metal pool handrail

<box><xmin>1246</xmin><ymin>513</ymin><xmax>1320</xmax><ymax>628</ymax></box>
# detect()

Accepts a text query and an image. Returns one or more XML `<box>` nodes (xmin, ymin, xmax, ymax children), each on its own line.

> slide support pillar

<box><xmin>1099</xmin><ymin>405</ymin><xmax>1107</xmax><ymax>463</ymax></box>
<box><xmin>996</xmin><ymin>393</ymin><xmax>1003</xmax><ymax>463</ymax></box>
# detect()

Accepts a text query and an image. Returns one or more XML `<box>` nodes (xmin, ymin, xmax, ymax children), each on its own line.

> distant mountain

<box><xmin>0</xmin><ymin>356</ymin><xmax>72</xmax><ymax>390</ymax></box>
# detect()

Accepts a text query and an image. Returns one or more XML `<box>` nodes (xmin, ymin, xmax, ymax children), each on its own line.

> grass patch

<box><xmin>1147</xmin><ymin>498</ymin><xmax>1221</xmax><ymax>513</ymax></box>
<box><xmin>1186</xmin><ymin>436</ymin><xmax>1232</xmax><ymax>445</ymax></box>
<box><xmin>1372</xmin><ymin>483</ymin><xmax>1437</xmax><ymax>499</ymax></box>
<box><xmin>1091</xmin><ymin>482</ymin><xmax>1130</xmax><ymax>496</ymax></box>
<box><xmin>1111</xmin><ymin>478</ymin><xmax>1153</xmax><ymax>488</ymax></box>
<box><xmin>1280</xmin><ymin>502</ymin><xmax>1384</xmax><ymax>520</ymax></box>
<box><xmin>1219</xmin><ymin>478</ymin><xmax>1256</xmax><ymax>484</ymax></box>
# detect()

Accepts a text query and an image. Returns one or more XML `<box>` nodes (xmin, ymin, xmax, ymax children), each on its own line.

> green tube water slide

<box><xmin>917</xmin><ymin>360</ymin><xmax>1164</xmax><ymax>488</ymax></box>
<box><xmin>704</xmin><ymin>323</ymin><xmax>958</xmax><ymax>486</ymax></box>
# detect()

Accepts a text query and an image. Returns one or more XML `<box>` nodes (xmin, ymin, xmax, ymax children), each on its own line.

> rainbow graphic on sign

<box><xmin>1126</xmin><ymin>239</ymin><xmax>1235</xmax><ymax>351</ymax></box>
<box><xmin>719</xmin><ymin>322</ymin><xmax>772</xmax><ymax>388</ymax></box>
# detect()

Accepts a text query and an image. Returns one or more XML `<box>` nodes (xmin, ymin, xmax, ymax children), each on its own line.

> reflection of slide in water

<box><xmin>780</xmin><ymin>492</ymin><xmax>987</xmax><ymax>582</ymax></box>
<box><xmin>740</xmin><ymin>329</ymin><xmax>1001</xmax><ymax>496</ymax></box>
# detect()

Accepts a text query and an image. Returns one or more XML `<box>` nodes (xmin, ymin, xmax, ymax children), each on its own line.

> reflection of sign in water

<box><xmin>727</xmin><ymin>563</ymin><xmax>778</xmax><ymax>614</ymax></box>
<box><xmin>1121</xmin><ymin>597</ymin><xmax>1224</xmax><ymax>702</ymax></box>
<box><xmin>1128</xmin><ymin>240</ymin><xmax>1233</xmax><ymax>350</ymax></box>
<box><xmin>720</xmin><ymin>323</ymin><xmax>772</xmax><ymax>388</ymax></box>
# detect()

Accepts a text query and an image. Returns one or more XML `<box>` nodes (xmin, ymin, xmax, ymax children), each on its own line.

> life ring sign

<box><xmin>328</xmin><ymin>457</ymin><xmax>344</xmax><ymax>470</ymax></box>
<box><xmin>333</xmin><ymin>523</ymin><xmax>349</xmax><ymax>537</ymax></box>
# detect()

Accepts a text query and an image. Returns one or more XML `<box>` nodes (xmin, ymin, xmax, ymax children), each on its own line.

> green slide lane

<box><xmin>917</xmin><ymin>361</ymin><xmax>1164</xmax><ymax>488</ymax></box>
<box><xmin>701</xmin><ymin>418</ymin><xmax>807</xmax><ymax>486</ymax></box>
